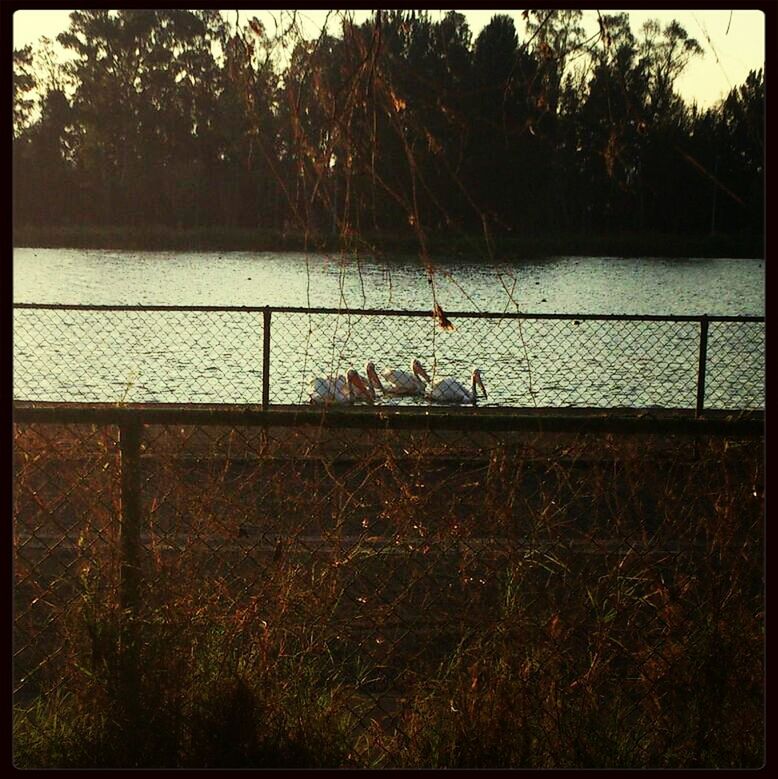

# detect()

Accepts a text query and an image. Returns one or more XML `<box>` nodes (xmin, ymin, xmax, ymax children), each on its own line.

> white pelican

<box><xmin>382</xmin><ymin>358</ymin><xmax>431</xmax><ymax>395</ymax></box>
<box><xmin>309</xmin><ymin>369</ymin><xmax>371</xmax><ymax>405</ymax></box>
<box><xmin>426</xmin><ymin>369</ymin><xmax>487</xmax><ymax>405</ymax></box>
<box><xmin>349</xmin><ymin>361</ymin><xmax>385</xmax><ymax>402</ymax></box>
<box><xmin>363</xmin><ymin>361</ymin><xmax>385</xmax><ymax>399</ymax></box>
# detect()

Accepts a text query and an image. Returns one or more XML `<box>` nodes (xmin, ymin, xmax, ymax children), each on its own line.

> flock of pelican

<box><xmin>308</xmin><ymin>359</ymin><xmax>487</xmax><ymax>406</ymax></box>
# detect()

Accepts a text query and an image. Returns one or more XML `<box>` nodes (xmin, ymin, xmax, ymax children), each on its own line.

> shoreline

<box><xmin>13</xmin><ymin>224</ymin><xmax>763</xmax><ymax>260</ymax></box>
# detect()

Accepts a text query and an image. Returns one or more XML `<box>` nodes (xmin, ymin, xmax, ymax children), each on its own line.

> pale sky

<box><xmin>12</xmin><ymin>8</ymin><xmax>766</xmax><ymax>108</ymax></box>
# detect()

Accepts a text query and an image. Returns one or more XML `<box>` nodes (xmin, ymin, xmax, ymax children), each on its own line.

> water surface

<box><xmin>13</xmin><ymin>249</ymin><xmax>764</xmax><ymax>409</ymax></box>
<box><xmin>14</xmin><ymin>248</ymin><xmax>763</xmax><ymax>315</ymax></box>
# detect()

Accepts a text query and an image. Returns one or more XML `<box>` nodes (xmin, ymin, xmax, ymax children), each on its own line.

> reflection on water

<box><xmin>13</xmin><ymin>249</ymin><xmax>765</xmax><ymax>409</ymax></box>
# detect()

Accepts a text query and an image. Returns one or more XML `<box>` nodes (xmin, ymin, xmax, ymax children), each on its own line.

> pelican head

<box><xmin>365</xmin><ymin>361</ymin><xmax>384</xmax><ymax>394</ymax></box>
<box><xmin>347</xmin><ymin>368</ymin><xmax>372</xmax><ymax>402</ymax></box>
<box><xmin>471</xmin><ymin>369</ymin><xmax>487</xmax><ymax>401</ymax></box>
<box><xmin>412</xmin><ymin>359</ymin><xmax>431</xmax><ymax>383</ymax></box>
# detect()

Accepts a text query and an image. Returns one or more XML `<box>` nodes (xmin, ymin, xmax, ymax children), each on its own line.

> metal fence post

<box><xmin>119</xmin><ymin>418</ymin><xmax>142</xmax><ymax>721</ymax></box>
<box><xmin>262</xmin><ymin>307</ymin><xmax>271</xmax><ymax>410</ymax></box>
<box><xmin>696</xmin><ymin>315</ymin><xmax>709</xmax><ymax>418</ymax></box>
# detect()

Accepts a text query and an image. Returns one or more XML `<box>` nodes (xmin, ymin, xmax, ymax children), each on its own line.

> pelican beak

<box><xmin>472</xmin><ymin>372</ymin><xmax>486</xmax><ymax>404</ymax></box>
<box><xmin>350</xmin><ymin>373</ymin><xmax>372</xmax><ymax>402</ymax></box>
<box><xmin>478</xmin><ymin>375</ymin><xmax>487</xmax><ymax>399</ymax></box>
<box><xmin>368</xmin><ymin>364</ymin><xmax>384</xmax><ymax>393</ymax></box>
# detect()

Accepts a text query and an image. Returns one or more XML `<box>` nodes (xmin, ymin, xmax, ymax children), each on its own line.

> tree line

<box><xmin>13</xmin><ymin>10</ymin><xmax>764</xmax><ymax>251</ymax></box>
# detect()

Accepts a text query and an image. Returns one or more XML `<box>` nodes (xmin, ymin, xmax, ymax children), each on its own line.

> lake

<box><xmin>13</xmin><ymin>248</ymin><xmax>764</xmax><ymax>314</ymax></box>
<box><xmin>13</xmin><ymin>249</ymin><xmax>765</xmax><ymax>409</ymax></box>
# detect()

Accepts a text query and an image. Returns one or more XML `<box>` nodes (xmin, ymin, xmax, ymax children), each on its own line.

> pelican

<box><xmin>348</xmin><ymin>361</ymin><xmax>385</xmax><ymax>402</ymax></box>
<box><xmin>362</xmin><ymin>361</ymin><xmax>385</xmax><ymax>399</ymax></box>
<box><xmin>309</xmin><ymin>368</ymin><xmax>371</xmax><ymax>405</ymax></box>
<box><xmin>426</xmin><ymin>369</ymin><xmax>487</xmax><ymax>405</ymax></box>
<box><xmin>382</xmin><ymin>358</ymin><xmax>431</xmax><ymax>395</ymax></box>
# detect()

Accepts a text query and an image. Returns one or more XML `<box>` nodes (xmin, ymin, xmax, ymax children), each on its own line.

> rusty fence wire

<box><xmin>13</xmin><ymin>305</ymin><xmax>765</xmax><ymax>412</ymax></box>
<box><xmin>13</xmin><ymin>405</ymin><xmax>764</xmax><ymax>768</ymax></box>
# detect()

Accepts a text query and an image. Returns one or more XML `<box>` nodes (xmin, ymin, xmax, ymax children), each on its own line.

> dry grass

<box><xmin>13</xmin><ymin>420</ymin><xmax>764</xmax><ymax>768</ymax></box>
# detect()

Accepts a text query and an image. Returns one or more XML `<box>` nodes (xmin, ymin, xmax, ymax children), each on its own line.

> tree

<box><xmin>714</xmin><ymin>69</ymin><xmax>764</xmax><ymax>233</ymax></box>
<box><xmin>56</xmin><ymin>9</ymin><xmax>236</xmax><ymax>225</ymax></box>
<box><xmin>638</xmin><ymin>19</ymin><xmax>703</xmax><ymax>123</ymax></box>
<box><xmin>465</xmin><ymin>15</ymin><xmax>544</xmax><ymax>233</ymax></box>
<box><xmin>13</xmin><ymin>46</ymin><xmax>36</xmax><ymax>138</ymax></box>
<box><xmin>525</xmin><ymin>9</ymin><xmax>586</xmax><ymax>117</ymax></box>
<box><xmin>582</xmin><ymin>13</ymin><xmax>650</xmax><ymax>229</ymax></box>
<box><xmin>11</xmin><ymin>9</ymin><xmax>762</xmax><ymax>246</ymax></box>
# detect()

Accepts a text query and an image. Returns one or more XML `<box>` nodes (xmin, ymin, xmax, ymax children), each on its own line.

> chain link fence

<box><xmin>12</xmin><ymin>302</ymin><xmax>764</xmax><ymax>766</ymax></box>
<box><xmin>13</xmin><ymin>404</ymin><xmax>764</xmax><ymax>767</ymax></box>
<box><xmin>13</xmin><ymin>304</ymin><xmax>765</xmax><ymax>411</ymax></box>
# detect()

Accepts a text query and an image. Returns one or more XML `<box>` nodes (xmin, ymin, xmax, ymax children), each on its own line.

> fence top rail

<box><xmin>12</xmin><ymin>401</ymin><xmax>764</xmax><ymax>436</ymax></box>
<box><xmin>11</xmin><ymin>303</ymin><xmax>765</xmax><ymax>323</ymax></box>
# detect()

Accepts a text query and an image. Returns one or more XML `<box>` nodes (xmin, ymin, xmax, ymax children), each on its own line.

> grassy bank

<box><xmin>13</xmin><ymin>223</ymin><xmax>764</xmax><ymax>259</ymax></box>
<box><xmin>13</xmin><ymin>425</ymin><xmax>763</xmax><ymax>768</ymax></box>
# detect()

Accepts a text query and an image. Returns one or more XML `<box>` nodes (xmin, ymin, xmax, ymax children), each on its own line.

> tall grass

<box><xmin>13</xmin><ymin>423</ymin><xmax>764</xmax><ymax>767</ymax></box>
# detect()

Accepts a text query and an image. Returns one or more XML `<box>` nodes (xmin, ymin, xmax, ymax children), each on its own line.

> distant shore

<box><xmin>13</xmin><ymin>224</ymin><xmax>764</xmax><ymax>260</ymax></box>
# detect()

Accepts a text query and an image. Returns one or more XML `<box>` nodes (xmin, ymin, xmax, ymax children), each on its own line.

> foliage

<box><xmin>12</xmin><ymin>10</ymin><xmax>764</xmax><ymax>249</ymax></box>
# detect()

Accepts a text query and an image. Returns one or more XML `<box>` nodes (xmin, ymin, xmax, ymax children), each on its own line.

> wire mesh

<box><xmin>13</xmin><ymin>307</ymin><xmax>265</xmax><ymax>404</ymax></box>
<box><xmin>13</xmin><ymin>423</ymin><xmax>121</xmax><ymax>703</ymax></box>
<box><xmin>13</xmin><ymin>411</ymin><xmax>764</xmax><ymax>767</ymax></box>
<box><xmin>12</xmin><ymin>305</ymin><xmax>765</xmax><ymax>411</ymax></box>
<box><xmin>705</xmin><ymin>319</ymin><xmax>765</xmax><ymax>410</ymax></box>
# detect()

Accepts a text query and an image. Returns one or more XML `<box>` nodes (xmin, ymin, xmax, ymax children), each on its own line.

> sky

<box><xmin>12</xmin><ymin>8</ymin><xmax>766</xmax><ymax>109</ymax></box>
